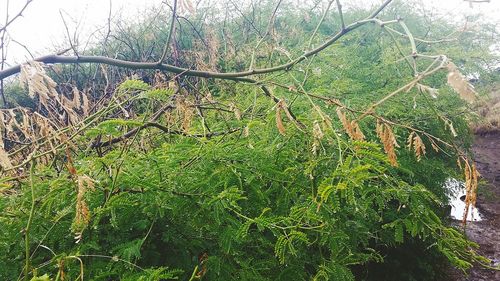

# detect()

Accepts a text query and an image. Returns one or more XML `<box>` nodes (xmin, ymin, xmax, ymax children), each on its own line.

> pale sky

<box><xmin>1</xmin><ymin>0</ymin><xmax>158</xmax><ymax>65</ymax></box>
<box><xmin>0</xmin><ymin>0</ymin><xmax>499</xmax><ymax>66</ymax></box>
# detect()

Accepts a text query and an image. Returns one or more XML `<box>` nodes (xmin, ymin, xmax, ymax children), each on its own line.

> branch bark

<box><xmin>92</xmin><ymin>121</ymin><xmax>240</xmax><ymax>148</ymax></box>
<box><xmin>158</xmin><ymin>0</ymin><xmax>178</xmax><ymax>64</ymax></box>
<box><xmin>0</xmin><ymin>0</ymin><xmax>34</xmax><ymax>33</ymax></box>
<box><xmin>0</xmin><ymin>0</ymin><xmax>392</xmax><ymax>81</ymax></box>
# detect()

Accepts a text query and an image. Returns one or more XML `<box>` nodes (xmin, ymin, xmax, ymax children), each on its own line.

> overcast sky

<box><xmin>1</xmin><ymin>0</ymin><xmax>499</xmax><ymax>66</ymax></box>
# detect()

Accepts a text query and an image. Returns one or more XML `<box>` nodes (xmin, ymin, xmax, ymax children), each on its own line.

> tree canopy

<box><xmin>0</xmin><ymin>0</ymin><xmax>499</xmax><ymax>280</ymax></box>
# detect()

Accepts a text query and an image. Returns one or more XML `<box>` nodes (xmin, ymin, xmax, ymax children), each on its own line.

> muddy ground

<box><xmin>452</xmin><ymin>132</ymin><xmax>500</xmax><ymax>281</ymax></box>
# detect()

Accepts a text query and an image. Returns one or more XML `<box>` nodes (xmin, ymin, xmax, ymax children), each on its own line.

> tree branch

<box><xmin>0</xmin><ymin>0</ymin><xmax>34</xmax><ymax>33</ymax></box>
<box><xmin>249</xmin><ymin>0</ymin><xmax>283</xmax><ymax>70</ymax></box>
<box><xmin>335</xmin><ymin>0</ymin><xmax>345</xmax><ymax>30</ymax></box>
<box><xmin>0</xmin><ymin>0</ymin><xmax>393</xmax><ymax>81</ymax></box>
<box><xmin>92</xmin><ymin>122</ymin><xmax>240</xmax><ymax>148</ymax></box>
<box><xmin>158</xmin><ymin>0</ymin><xmax>178</xmax><ymax>64</ymax></box>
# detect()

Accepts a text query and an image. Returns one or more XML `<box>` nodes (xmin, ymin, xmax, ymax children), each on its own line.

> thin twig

<box><xmin>23</xmin><ymin>158</ymin><xmax>36</xmax><ymax>281</ymax></box>
<box><xmin>158</xmin><ymin>0</ymin><xmax>178</xmax><ymax>64</ymax></box>
<box><xmin>0</xmin><ymin>0</ymin><xmax>394</xmax><ymax>81</ymax></box>
<box><xmin>335</xmin><ymin>0</ymin><xmax>345</xmax><ymax>30</ymax></box>
<box><xmin>307</xmin><ymin>0</ymin><xmax>334</xmax><ymax>50</ymax></box>
<box><xmin>249</xmin><ymin>0</ymin><xmax>283</xmax><ymax>70</ymax></box>
<box><xmin>356</xmin><ymin>56</ymin><xmax>447</xmax><ymax>121</ymax></box>
<box><xmin>0</xmin><ymin>0</ymin><xmax>34</xmax><ymax>33</ymax></box>
<box><xmin>59</xmin><ymin>10</ymin><xmax>79</xmax><ymax>56</ymax></box>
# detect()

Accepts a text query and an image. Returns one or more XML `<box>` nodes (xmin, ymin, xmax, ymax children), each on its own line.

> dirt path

<box><xmin>454</xmin><ymin>132</ymin><xmax>500</xmax><ymax>280</ymax></box>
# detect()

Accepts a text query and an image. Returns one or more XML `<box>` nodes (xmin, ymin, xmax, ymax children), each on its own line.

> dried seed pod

<box><xmin>376</xmin><ymin>121</ymin><xmax>399</xmax><ymax>166</ymax></box>
<box><xmin>337</xmin><ymin>108</ymin><xmax>364</xmax><ymax>141</ymax></box>
<box><xmin>447</xmin><ymin>62</ymin><xmax>476</xmax><ymax>103</ymax></box>
<box><xmin>407</xmin><ymin>132</ymin><xmax>426</xmax><ymax>161</ymax></box>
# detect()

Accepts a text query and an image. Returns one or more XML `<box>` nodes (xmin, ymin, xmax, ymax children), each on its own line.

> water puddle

<box><xmin>444</xmin><ymin>178</ymin><xmax>483</xmax><ymax>222</ymax></box>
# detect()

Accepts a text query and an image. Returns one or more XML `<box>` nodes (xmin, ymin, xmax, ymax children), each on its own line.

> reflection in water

<box><xmin>445</xmin><ymin>178</ymin><xmax>482</xmax><ymax>222</ymax></box>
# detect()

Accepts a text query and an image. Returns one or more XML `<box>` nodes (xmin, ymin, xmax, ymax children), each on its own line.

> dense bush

<box><xmin>0</xmin><ymin>0</ymin><xmax>498</xmax><ymax>280</ymax></box>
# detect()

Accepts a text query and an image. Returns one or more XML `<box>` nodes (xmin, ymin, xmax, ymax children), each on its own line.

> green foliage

<box><xmin>2</xmin><ymin>81</ymin><xmax>34</xmax><ymax>109</ymax></box>
<box><xmin>86</xmin><ymin>118</ymin><xmax>144</xmax><ymax>138</ymax></box>
<box><xmin>143</xmin><ymin>88</ymin><xmax>175</xmax><ymax>102</ymax></box>
<box><xmin>118</xmin><ymin>79</ymin><xmax>151</xmax><ymax>93</ymax></box>
<box><xmin>30</xmin><ymin>274</ymin><xmax>51</xmax><ymax>281</ymax></box>
<box><xmin>1</xmin><ymin>1</ymin><xmax>497</xmax><ymax>280</ymax></box>
<box><xmin>0</xmin><ymin>121</ymin><xmax>485</xmax><ymax>279</ymax></box>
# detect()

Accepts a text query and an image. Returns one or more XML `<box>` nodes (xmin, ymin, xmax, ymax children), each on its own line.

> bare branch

<box><xmin>92</xmin><ymin>120</ymin><xmax>240</xmax><ymax>148</ymax></box>
<box><xmin>0</xmin><ymin>0</ymin><xmax>394</xmax><ymax>82</ymax></box>
<box><xmin>249</xmin><ymin>0</ymin><xmax>283</xmax><ymax>70</ymax></box>
<box><xmin>9</xmin><ymin>38</ymin><xmax>35</xmax><ymax>60</ymax></box>
<box><xmin>307</xmin><ymin>0</ymin><xmax>335</xmax><ymax>50</ymax></box>
<box><xmin>384</xmin><ymin>25</ymin><xmax>458</xmax><ymax>44</ymax></box>
<box><xmin>0</xmin><ymin>0</ymin><xmax>34</xmax><ymax>33</ymax></box>
<box><xmin>59</xmin><ymin>10</ymin><xmax>79</xmax><ymax>56</ymax></box>
<box><xmin>158</xmin><ymin>0</ymin><xmax>178</xmax><ymax>64</ymax></box>
<box><xmin>335</xmin><ymin>0</ymin><xmax>345</xmax><ymax>30</ymax></box>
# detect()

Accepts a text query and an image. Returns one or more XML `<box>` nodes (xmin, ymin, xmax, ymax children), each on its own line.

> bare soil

<box><xmin>452</xmin><ymin>132</ymin><xmax>500</xmax><ymax>281</ymax></box>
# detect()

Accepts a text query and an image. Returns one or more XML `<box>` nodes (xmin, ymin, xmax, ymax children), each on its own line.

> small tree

<box><xmin>0</xmin><ymin>0</ymin><xmax>498</xmax><ymax>280</ymax></box>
